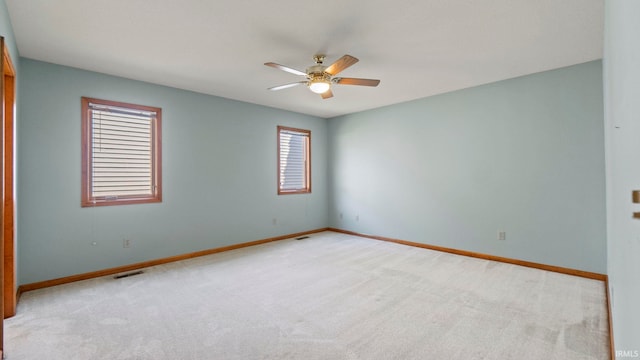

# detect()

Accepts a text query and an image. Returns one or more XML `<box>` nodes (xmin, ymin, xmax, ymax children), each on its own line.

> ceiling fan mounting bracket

<box><xmin>313</xmin><ymin>54</ymin><xmax>326</xmax><ymax>64</ymax></box>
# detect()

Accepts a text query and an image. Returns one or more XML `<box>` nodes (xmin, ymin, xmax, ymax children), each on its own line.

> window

<box><xmin>278</xmin><ymin>126</ymin><xmax>311</xmax><ymax>194</ymax></box>
<box><xmin>81</xmin><ymin>97</ymin><xmax>162</xmax><ymax>207</ymax></box>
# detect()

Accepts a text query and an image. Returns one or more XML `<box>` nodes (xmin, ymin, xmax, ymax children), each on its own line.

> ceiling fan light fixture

<box><xmin>308</xmin><ymin>80</ymin><xmax>331</xmax><ymax>94</ymax></box>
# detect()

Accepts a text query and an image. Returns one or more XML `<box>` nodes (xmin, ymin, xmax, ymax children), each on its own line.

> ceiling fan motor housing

<box><xmin>306</xmin><ymin>64</ymin><xmax>327</xmax><ymax>77</ymax></box>
<box><xmin>307</xmin><ymin>71</ymin><xmax>331</xmax><ymax>82</ymax></box>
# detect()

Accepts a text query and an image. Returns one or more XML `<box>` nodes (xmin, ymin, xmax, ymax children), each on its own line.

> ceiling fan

<box><xmin>264</xmin><ymin>54</ymin><xmax>380</xmax><ymax>99</ymax></box>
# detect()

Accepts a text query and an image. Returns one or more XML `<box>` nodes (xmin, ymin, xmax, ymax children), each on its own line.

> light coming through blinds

<box><xmin>82</xmin><ymin>97</ymin><xmax>161</xmax><ymax>207</ymax></box>
<box><xmin>88</xmin><ymin>102</ymin><xmax>158</xmax><ymax>200</ymax></box>
<box><xmin>278</xmin><ymin>127</ymin><xmax>310</xmax><ymax>194</ymax></box>
<box><xmin>91</xmin><ymin>105</ymin><xmax>153</xmax><ymax>197</ymax></box>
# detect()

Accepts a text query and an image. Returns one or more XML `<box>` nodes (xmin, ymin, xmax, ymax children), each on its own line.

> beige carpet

<box><xmin>5</xmin><ymin>231</ymin><xmax>610</xmax><ymax>359</ymax></box>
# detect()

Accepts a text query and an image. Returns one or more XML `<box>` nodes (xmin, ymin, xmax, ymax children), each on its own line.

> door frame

<box><xmin>0</xmin><ymin>35</ymin><xmax>17</xmax><ymax>355</ymax></box>
<box><xmin>2</xmin><ymin>37</ymin><xmax>16</xmax><ymax>319</ymax></box>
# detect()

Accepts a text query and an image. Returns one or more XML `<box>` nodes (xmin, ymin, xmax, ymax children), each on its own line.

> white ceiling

<box><xmin>5</xmin><ymin>0</ymin><xmax>603</xmax><ymax>118</ymax></box>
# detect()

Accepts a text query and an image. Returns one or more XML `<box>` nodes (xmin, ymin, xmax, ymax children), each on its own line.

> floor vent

<box><xmin>114</xmin><ymin>270</ymin><xmax>144</xmax><ymax>279</ymax></box>
<box><xmin>296</xmin><ymin>236</ymin><xmax>309</xmax><ymax>240</ymax></box>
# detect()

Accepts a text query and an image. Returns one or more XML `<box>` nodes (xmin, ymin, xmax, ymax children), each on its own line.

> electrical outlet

<box><xmin>272</xmin><ymin>218</ymin><xmax>277</xmax><ymax>225</ymax></box>
<box><xmin>123</xmin><ymin>239</ymin><xmax>131</xmax><ymax>248</ymax></box>
<box><xmin>339</xmin><ymin>212</ymin><xmax>343</xmax><ymax>220</ymax></box>
<box><xmin>356</xmin><ymin>215</ymin><xmax>360</xmax><ymax>222</ymax></box>
<box><xmin>498</xmin><ymin>231</ymin><xmax>506</xmax><ymax>241</ymax></box>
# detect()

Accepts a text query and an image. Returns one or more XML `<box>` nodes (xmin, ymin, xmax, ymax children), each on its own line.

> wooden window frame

<box><xmin>81</xmin><ymin>97</ymin><xmax>162</xmax><ymax>207</ymax></box>
<box><xmin>277</xmin><ymin>126</ymin><xmax>311</xmax><ymax>195</ymax></box>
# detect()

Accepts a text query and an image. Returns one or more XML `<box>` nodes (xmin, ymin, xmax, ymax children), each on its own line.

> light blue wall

<box><xmin>18</xmin><ymin>59</ymin><xmax>328</xmax><ymax>284</ymax></box>
<box><xmin>604</xmin><ymin>0</ymin><xmax>640</xmax><ymax>352</ymax></box>
<box><xmin>328</xmin><ymin>61</ymin><xmax>606</xmax><ymax>274</ymax></box>
<box><xmin>0</xmin><ymin>0</ymin><xmax>18</xmax><ymax>63</ymax></box>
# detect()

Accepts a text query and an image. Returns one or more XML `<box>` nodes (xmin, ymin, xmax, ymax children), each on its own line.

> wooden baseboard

<box><xmin>17</xmin><ymin>228</ymin><xmax>329</xmax><ymax>294</ymax></box>
<box><xmin>328</xmin><ymin>228</ymin><xmax>607</xmax><ymax>281</ymax></box>
<box><xmin>605</xmin><ymin>276</ymin><xmax>615</xmax><ymax>360</ymax></box>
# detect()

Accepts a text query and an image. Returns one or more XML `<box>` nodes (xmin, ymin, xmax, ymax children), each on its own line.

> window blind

<box><xmin>89</xmin><ymin>103</ymin><xmax>156</xmax><ymax>199</ymax></box>
<box><xmin>279</xmin><ymin>128</ymin><xmax>309</xmax><ymax>192</ymax></box>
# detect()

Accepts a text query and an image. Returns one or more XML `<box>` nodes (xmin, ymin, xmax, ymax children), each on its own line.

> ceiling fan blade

<box><xmin>334</xmin><ymin>77</ymin><xmax>380</xmax><ymax>87</ymax></box>
<box><xmin>324</xmin><ymin>55</ymin><xmax>359</xmax><ymax>76</ymax></box>
<box><xmin>321</xmin><ymin>89</ymin><xmax>334</xmax><ymax>99</ymax></box>
<box><xmin>264</xmin><ymin>62</ymin><xmax>307</xmax><ymax>76</ymax></box>
<box><xmin>268</xmin><ymin>81</ymin><xmax>306</xmax><ymax>91</ymax></box>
